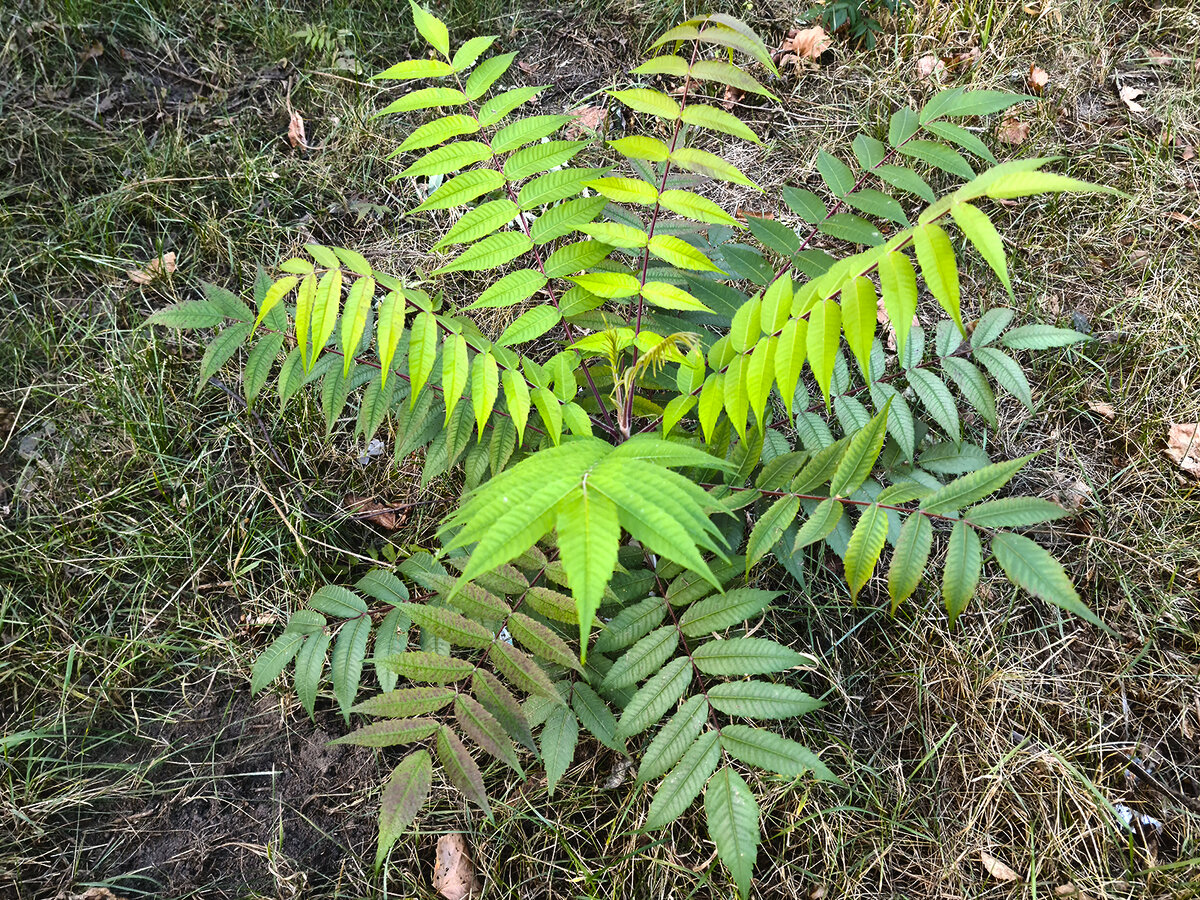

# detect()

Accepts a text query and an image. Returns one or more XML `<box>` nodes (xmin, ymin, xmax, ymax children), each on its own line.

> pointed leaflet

<box><xmin>335</xmin><ymin>717</ymin><xmax>440</xmax><ymax>747</ymax></box>
<box><xmin>250</xmin><ymin>631</ymin><xmax>304</xmax><ymax>694</ymax></box>
<box><xmin>570</xmin><ymin>682</ymin><xmax>623</xmax><ymax>751</ymax></box>
<box><xmin>592</xmin><ymin>596</ymin><xmax>666</xmax><ymax>654</ymax></box>
<box><xmin>942</xmin><ymin>357</ymin><xmax>997</xmax><ymax>427</ymax></box>
<box><xmin>493</xmin><ymin>114</ymin><xmax>573</xmax><ymax>153</ymax></box>
<box><xmin>293</xmin><ymin>274</ymin><xmax>317</xmax><ymax>370</ymax></box>
<box><xmin>497</xmin><ymin>306</ymin><xmax>561</xmax><ymax>346</ymax></box>
<box><xmin>376</xmin><ymin>290</ymin><xmax>405</xmax><ymax>388</ymax></box>
<box><xmin>352</xmin><ymin>686</ymin><xmax>456</xmax><ymax>718</ymax></box>
<box><xmin>943</xmin><ymin>520</ymin><xmax>982</xmax><ymax>626</ymax></box>
<box><xmin>950</xmin><ymin>201</ymin><xmax>1011</xmax><ymax>296</ymax></box>
<box><xmin>409</xmin><ymin>1</ymin><xmax>449</xmax><ymax>57</ymax></box>
<box><xmin>644</xmin><ymin>730</ymin><xmax>720</xmax><ymax>830</ymax></box>
<box><xmin>384</xmin><ymin>651</ymin><xmax>475</xmax><ymax>683</ymax></box>
<box><xmin>540</xmin><ymin>702</ymin><xmax>579</xmax><ymax>797</ymax></box>
<box><xmin>375</xmin><ymin>58</ymin><xmax>453</xmax><ymax>80</ymax></box>
<box><xmin>658</xmin><ymin>189</ymin><xmax>741</xmax><ymax>227</ymax></box>
<box><xmin>452</xmin><ymin>35</ymin><xmax>496</xmax><ymax>71</ymax></box>
<box><xmin>375</xmin><ymin>750</ymin><xmax>433</xmax><ymax>868</ymax></box>
<box><xmin>295</xmin><ymin>630</ymin><xmax>330</xmax><ymax>718</ymax></box>
<box><xmin>719</xmin><ymin>725</ymin><xmax>837</xmax><ymax>782</ymax></box>
<box><xmin>921</xmin><ymin>454</ymin><xmax>1033</xmax><ymax>514</ymax></box>
<box><xmin>501</xmin><ymin>367</ymin><xmax>530</xmax><ymax>445</ymax></box>
<box><xmin>608</xmin><ymin>88</ymin><xmax>681</xmax><ymax>120</ymax></box>
<box><xmin>964</xmin><ymin>497</ymin><xmax>1069</xmax><ymax>528</ymax></box>
<box><xmin>407</xmin><ymin>310</ymin><xmax>438</xmax><ymax>406</ymax></box>
<box><xmin>454</xmin><ymin>694</ymin><xmax>523</xmax><ymax>774</ymax></box>
<box><xmin>252</xmin><ymin>276</ymin><xmax>297</xmax><ymax>331</ymax></box>
<box><xmin>507</xmin><ymin>612</ymin><xmax>581</xmax><ymax>672</ymax></box>
<box><xmin>616</xmin><ymin>656</ymin><xmax>692</xmax><ymax>738</ymax></box>
<box><xmin>437</xmin><ymin>198</ymin><xmax>519</xmax><ymax>248</ymax></box>
<box><xmin>330</xmin><ymin>616</ymin><xmax>371</xmax><ymax>721</ymax></box>
<box><xmin>402</xmin><ymin>603</ymin><xmax>494</xmax><ymax>648</ymax></box>
<box><xmin>310</xmin><ymin>585</ymin><xmax>368</xmax><ymax>617</ymax></box>
<box><xmin>678</xmin><ymin>588</ymin><xmax>778</xmax><ymax>638</ymax></box>
<box><xmin>463</xmin><ymin>51</ymin><xmax>516</xmax><ymax>99</ymax></box>
<box><xmin>441</xmin><ymin>332</ymin><xmax>469</xmax><ymax>424</ymax></box>
<box><xmin>831</xmin><ymin>403</ymin><xmax>888</xmax><ymax>493</ymax></box>
<box><xmin>637</xmin><ymin>695</ymin><xmax>707</xmax><ymax>784</ymax></box>
<box><xmin>707</xmin><ymin>681</ymin><xmax>822</xmax><ymax>719</ymax></box>
<box><xmin>706</xmin><ymin>766</ymin><xmax>760</xmax><ymax>900</ymax></box>
<box><xmin>888</xmin><ymin>512</ymin><xmax>932</xmax><ymax>612</ymax></box>
<box><xmin>806</xmin><ymin>297</ymin><xmax>841</xmax><ymax>406</ymax></box>
<box><xmin>745</xmin><ymin>337</ymin><xmax>776</xmax><ymax>430</ymax></box>
<box><xmin>415</xmin><ymin>169</ymin><xmax>506</xmax><ymax>212</ymax></box>
<box><xmin>973</xmin><ymin>347</ymin><xmax>1033</xmax><ymax>411</ymax></box>
<box><xmin>844</xmin><ymin>504</ymin><xmax>889</xmax><ymax>601</ymax></box>
<box><xmin>692</xmin><ymin>637</ymin><xmax>809</xmax><ymax>676</ymax></box>
<box><xmin>912</xmin><ymin>223</ymin><xmax>962</xmax><ymax>334</ymax></box>
<box><xmin>601</xmin><ymin>626</ymin><xmax>678</xmax><ymax>690</ymax></box>
<box><xmin>681</xmin><ymin>103</ymin><xmax>761</xmax><ymax>143</ymax></box>
<box><xmin>991</xmin><ymin>532</ymin><xmax>1105</xmax><ymax>629</ymax></box>
<box><xmin>469</xmin><ymin>269</ymin><xmax>546</xmax><ymax>309</ymax></box>
<box><xmin>436</xmin><ymin>726</ymin><xmax>492</xmax><ymax>818</ymax></box>
<box><xmin>908</xmin><ymin>368</ymin><xmax>960</xmax><ymax>445</ymax></box>
<box><xmin>477</xmin><ymin>85</ymin><xmax>543</xmax><ymax>127</ymax></box>
<box><xmin>308</xmin><ymin>269</ymin><xmax>343</xmax><ymax>368</ymax></box>
<box><xmin>471</xmin><ymin>669</ymin><xmax>537</xmax><ymax>752</ymax></box>
<box><xmin>471</xmin><ymin>350</ymin><xmax>499</xmax><ymax>436</ymax></box>
<box><xmin>375</xmin><ymin>86</ymin><xmax>467</xmax><ymax>116</ymax></box>
<box><xmin>774</xmin><ymin>316</ymin><xmax>808</xmax><ymax>422</ymax></box>
<box><xmin>792</xmin><ymin>497</ymin><xmax>843</xmax><ymax>551</ymax></box>
<box><xmin>841</xmin><ymin>276</ymin><xmax>877</xmax><ymax>379</ymax></box>
<box><xmin>398</xmin><ymin>141</ymin><xmax>493</xmax><ymax>178</ymax></box>
<box><xmin>555</xmin><ymin>487</ymin><xmax>619</xmax><ymax>655</ymax></box>
<box><xmin>394</xmin><ymin>113</ymin><xmax>479</xmax><ymax>152</ymax></box>
<box><xmin>745</xmin><ymin>496</ymin><xmax>800</xmax><ymax>573</ymax></box>
<box><xmin>489</xmin><ymin>641</ymin><xmax>563</xmax><ymax>702</ymax></box>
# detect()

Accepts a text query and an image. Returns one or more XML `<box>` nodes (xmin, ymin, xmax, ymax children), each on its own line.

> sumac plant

<box><xmin>147</xmin><ymin>6</ymin><xmax>1115</xmax><ymax>895</ymax></box>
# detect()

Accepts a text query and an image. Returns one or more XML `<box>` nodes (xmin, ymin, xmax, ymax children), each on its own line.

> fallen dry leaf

<box><xmin>68</xmin><ymin>890</ymin><xmax>130</xmax><ymax>900</ymax></box>
<box><xmin>876</xmin><ymin>294</ymin><xmax>918</xmax><ymax>351</ymax></box>
<box><xmin>1183</xmin><ymin>146</ymin><xmax>1197</xmax><ymax>162</ymax></box>
<box><xmin>288</xmin><ymin>111</ymin><xmax>307</xmax><ymax>149</ymax></box>
<box><xmin>79</xmin><ymin>41</ymin><xmax>104</xmax><ymax>62</ymax></box>
<box><xmin>565</xmin><ymin>105</ymin><xmax>607</xmax><ymax>140</ymax></box>
<box><xmin>722</xmin><ymin>84</ymin><xmax>745</xmax><ymax>110</ymax></box>
<box><xmin>1165</xmin><ymin>422</ymin><xmax>1200</xmax><ymax>479</ymax></box>
<box><xmin>127</xmin><ymin>251</ymin><xmax>177</xmax><ymax>285</ymax></box>
<box><xmin>433</xmin><ymin>834</ymin><xmax>482</xmax><ymax>900</ymax></box>
<box><xmin>916</xmin><ymin>54</ymin><xmax>946</xmax><ymax>80</ymax></box>
<box><xmin>1119</xmin><ymin>86</ymin><xmax>1147</xmax><ymax>113</ymax></box>
<box><xmin>981</xmin><ymin>850</ymin><xmax>1021</xmax><ymax>882</ymax></box>
<box><xmin>1088</xmin><ymin>402</ymin><xmax>1116</xmax><ymax>421</ymax></box>
<box><xmin>1028</xmin><ymin>64</ymin><xmax>1049</xmax><ymax>94</ymax></box>
<box><xmin>1166</xmin><ymin>210</ymin><xmax>1200</xmax><ymax>228</ymax></box>
<box><xmin>942</xmin><ymin>47</ymin><xmax>981</xmax><ymax>71</ymax></box>
<box><xmin>345</xmin><ymin>495</ymin><xmax>403</xmax><ymax>531</ymax></box>
<box><xmin>996</xmin><ymin>116</ymin><xmax>1031</xmax><ymax>144</ymax></box>
<box><xmin>1054</xmin><ymin>884</ymin><xmax>1096</xmax><ymax>900</ymax></box>
<box><xmin>775</xmin><ymin>26</ymin><xmax>832</xmax><ymax>71</ymax></box>
<box><xmin>1146</xmin><ymin>49</ymin><xmax>1174</xmax><ymax>66</ymax></box>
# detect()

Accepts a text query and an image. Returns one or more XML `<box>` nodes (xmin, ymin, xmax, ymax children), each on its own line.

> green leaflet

<box><xmin>636</xmin><ymin>694</ymin><xmax>707</xmax><ymax>784</ymax></box>
<box><xmin>469</xmin><ymin>269</ymin><xmax>546</xmax><ymax>309</ymax></box>
<box><xmin>843</xmin><ymin>504</ymin><xmax>888</xmax><ymax>601</ymax></box>
<box><xmin>376</xmin><ymin>86</ymin><xmax>467</xmax><ymax>116</ymax></box>
<box><xmin>921</xmin><ymin>455</ymin><xmax>1033</xmax><ymax>514</ymax></box>
<box><xmin>497</xmin><ymin>306</ymin><xmax>561</xmax><ymax>346</ymax></box>
<box><xmin>540</xmin><ymin>702</ymin><xmax>579</xmax><ymax>797</ymax></box>
<box><xmin>681</xmin><ymin>103</ymin><xmax>761</xmax><ymax>143</ymax></box>
<box><xmin>601</xmin><ymin>625</ymin><xmax>678</xmax><ymax>690</ymax></box>
<box><xmin>706</xmin><ymin>681</ymin><xmax>822</xmax><ymax>719</ymax></box>
<box><xmin>339</xmin><ymin>276</ymin><xmax>374</xmax><ymax>375</ymax></box>
<box><xmin>407</xmin><ymin>311</ymin><xmax>438</xmax><ymax>405</ymax></box>
<box><xmin>437</xmin><ymin>725</ymin><xmax>492</xmax><ymax>817</ymax></box>
<box><xmin>397</xmin><ymin>114</ymin><xmax>479</xmax><ymax>153</ymax></box>
<box><xmin>793</xmin><ymin>497</ymin><xmax>843</xmax><ymax>551</ymax></box>
<box><xmin>492</xmin><ymin>114</ymin><xmax>573</xmax><ymax>153</ymax></box>
<box><xmin>434</xmin><ymin>232</ymin><xmax>532</xmax><ymax>274</ymax></box>
<box><xmin>658</xmin><ymin>189</ymin><xmax>741</xmax><ymax>227</ymax></box>
<box><xmin>943</xmin><ymin>520</ymin><xmax>982</xmax><ymax>625</ymax></box>
<box><xmin>374</xmin><ymin>751</ymin><xmax>433</xmax><ymax>869</ymax></box>
<box><xmin>877</xmin><ymin>250</ymin><xmax>918</xmax><ymax>358</ymax></box>
<box><xmin>829</xmin><ymin>407</ymin><xmax>888</xmax><ymax>497</ymax></box>
<box><xmin>555</xmin><ymin>487</ymin><xmax>619</xmax><ymax>652</ymax></box>
<box><xmin>670</xmin><ymin>147</ymin><xmax>759</xmax><ymax>189</ymax></box>
<box><xmin>745</xmin><ymin>495</ymin><xmax>800</xmax><ymax>573</ymax></box>
<box><xmin>593</xmin><ymin>596</ymin><xmax>666</xmax><ymax>654</ymax></box>
<box><xmin>705</xmin><ymin>766</ymin><xmax>760</xmax><ymax>900</ymax></box>
<box><xmin>250</xmin><ymin>630</ymin><xmax>304</xmax><ymax>694</ymax></box>
<box><xmin>477</xmin><ymin>85</ymin><xmax>543</xmax><ymax>127</ymax></box>
<box><xmin>840</xmin><ymin>276</ymin><xmax>877</xmax><ymax>379</ymax></box>
<box><xmin>806</xmin><ymin>296</ymin><xmax>841</xmax><ymax>406</ymax></box>
<box><xmin>398</xmin><ymin>141</ymin><xmax>493</xmax><ymax>178</ymax></box>
<box><xmin>616</xmin><ymin>656</ymin><xmax>692</xmax><ymax>738</ymax></box>
<box><xmin>691</xmin><ymin>637</ymin><xmax>809</xmax><ymax>676</ymax></box>
<box><xmin>464</xmin><ymin>51</ymin><xmax>516</xmax><ymax>99</ymax></box>
<box><xmin>719</xmin><ymin>724</ymin><xmax>837</xmax><ymax>782</ymax></box>
<box><xmin>888</xmin><ymin>512</ymin><xmax>932</xmax><ymax>612</ymax></box>
<box><xmin>454</xmin><ymin>694</ymin><xmax>523</xmax><ymax>774</ymax></box>
<box><xmin>471</xmin><ymin>351</ymin><xmax>499</xmax><ymax>435</ymax></box>
<box><xmin>570</xmin><ymin>682</ymin><xmax>622</xmax><ymax>751</ymax></box>
<box><xmin>437</xmin><ymin>199</ymin><xmax>519</xmax><ymax>248</ymax></box>
<box><xmin>415</xmin><ymin>169</ymin><xmax>506</xmax><ymax>212</ymax></box>
<box><xmin>331</xmin><ymin>616</ymin><xmax>372</xmax><ymax>721</ymax></box>
<box><xmin>991</xmin><ymin>532</ymin><xmax>1106</xmax><ymax>630</ymax></box>
<box><xmin>644</xmin><ymin>730</ymin><xmax>720</xmax><ymax>830</ymax></box>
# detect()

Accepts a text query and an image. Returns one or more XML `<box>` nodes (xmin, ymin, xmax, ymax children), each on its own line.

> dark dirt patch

<box><xmin>67</xmin><ymin>683</ymin><xmax>383</xmax><ymax>899</ymax></box>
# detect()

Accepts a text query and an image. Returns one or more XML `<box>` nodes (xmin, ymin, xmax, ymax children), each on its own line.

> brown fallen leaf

<box><xmin>288</xmin><ymin>111</ymin><xmax>307</xmax><ymax>149</ymax></box>
<box><xmin>79</xmin><ymin>40</ymin><xmax>104</xmax><ymax>62</ymax></box>
<box><xmin>127</xmin><ymin>251</ymin><xmax>177</xmax><ymax>285</ymax></box>
<box><xmin>775</xmin><ymin>26</ymin><xmax>832</xmax><ymax>72</ymax></box>
<box><xmin>942</xmin><ymin>47</ymin><xmax>981</xmax><ymax>71</ymax></box>
<box><xmin>1028</xmin><ymin>64</ymin><xmax>1049</xmax><ymax>94</ymax></box>
<box><xmin>345</xmin><ymin>495</ymin><xmax>403</xmax><ymax>531</ymax></box>
<box><xmin>722</xmin><ymin>84</ymin><xmax>745</xmax><ymax>110</ymax></box>
<box><xmin>996</xmin><ymin>116</ymin><xmax>1031</xmax><ymax>145</ymax></box>
<box><xmin>1119</xmin><ymin>86</ymin><xmax>1147</xmax><ymax>113</ymax></box>
<box><xmin>565</xmin><ymin>105</ymin><xmax>607</xmax><ymax>140</ymax></box>
<box><xmin>1088</xmin><ymin>402</ymin><xmax>1116</xmax><ymax>420</ymax></box>
<box><xmin>433</xmin><ymin>833</ymin><xmax>482</xmax><ymax>900</ymax></box>
<box><xmin>916</xmin><ymin>54</ymin><xmax>946</xmax><ymax>80</ymax></box>
<box><xmin>1165</xmin><ymin>422</ymin><xmax>1200</xmax><ymax>479</ymax></box>
<box><xmin>1146</xmin><ymin>49</ymin><xmax>1174</xmax><ymax>66</ymax></box>
<box><xmin>980</xmin><ymin>850</ymin><xmax>1021</xmax><ymax>882</ymax></box>
<box><xmin>1054</xmin><ymin>884</ymin><xmax>1096</xmax><ymax>900</ymax></box>
<box><xmin>1166</xmin><ymin>210</ymin><xmax>1200</xmax><ymax>228</ymax></box>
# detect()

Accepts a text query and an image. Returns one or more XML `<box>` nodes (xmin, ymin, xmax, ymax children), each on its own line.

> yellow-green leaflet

<box><xmin>774</xmin><ymin>316</ymin><xmax>808</xmax><ymax>421</ymax></box>
<box><xmin>255</xmin><ymin>276</ymin><xmax>297</xmax><ymax>332</ymax></box>
<box><xmin>877</xmin><ymin>250</ymin><xmax>918</xmax><ymax>358</ymax></box>
<box><xmin>723</xmin><ymin>353</ymin><xmax>750</xmax><ymax>440</ymax></box>
<box><xmin>745</xmin><ymin>336</ymin><xmax>776</xmax><ymax>428</ymax></box>
<box><xmin>806</xmin><ymin>296</ymin><xmax>841</xmax><ymax>406</ymax></box>
<box><xmin>567</xmin><ymin>272</ymin><xmax>641</xmax><ymax>299</ymax></box>
<box><xmin>409</xmin><ymin>1</ymin><xmax>450</xmax><ymax>57</ymax></box>
<box><xmin>841</xmin><ymin>276</ymin><xmax>876</xmax><ymax>380</ymax></box>
<box><xmin>608</xmin><ymin>135</ymin><xmax>672</xmax><ymax>162</ymax></box>
<box><xmin>680</xmin><ymin>103</ymin><xmax>761</xmax><ymax>143</ymax></box>
<box><xmin>376</xmin><ymin>290</ymin><xmax>405</xmax><ymax>388</ymax></box>
<box><xmin>294</xmin><ymin>274</ymin><xmax>317</xmax><ymax>370</ymax></box>
<box><xmin>533</xmin><ymin>387</ymin><xmax>562</xmax><ymax>445</ymax></box>
<box><xmin>760</xmin><ymin>274</ymin><xmax>792</xmax><ymax>334</ymax></box>
<box><xmin>640</xmin><ymin>282</ymin><xmax>713</xmax><ymax>313</ymax></box>
<box><xmin>647</xmin><ymin>235</ymin><xmax>724</xmax><ymax>272</ymax></box>
<box><xmin>912</xmin><ymin>223</ymin><xmax>962</xmax><ymax>334</ymax></box>
<box><xmin>698</xmin><ymin>372</ymin><xmax>724</xmax><ymax>442</ymax></box>
<box><xmin>670</xmin><ymin>148</ymin><xmax>759</xmax><ymax>190</ymax></box>
<box><xmin>607</xmin><ymin>88</ymin><xmax>680</xmax><ymax>120</ymax></box>
<box><xmin>585</xmin><ymin>177</ymin><xmax>659</xmax><ymax>205</ymax></box>
<box><xmin>577</xmin><ymin>222</ymin><xmax>648</xmax><ymax>248</ymax></box>
<box><xmin>442</xmin><ymin>333</ymin><xmax>469</xmax><ymax>424</ymax></box>
<box><xmin>471</xmin><ymin>351</ymin><xmax>499</xmax><ymax>436</ymax></box>
<box><xmin>340</xmin><ymin>277</ymin><xmax>375</xmax><ymax>375</ymax></box>
<box><xmin>657</xmin><ymin>190</ymin><xmax>741</xmax><ymax>227</ymax></box>
<box><xmin>309</xmin><ymin>269</ymin><xmax>343</xmax><ymax>370</ymax></box>
<box><xmin>408</xmin><ymin>311</ymin><xmax>439</xmax><ymax>406</ymax></box>
<box><xmin>501</xmin><ymin>368</ymin><xmax>531</xmax><ymax>445</ymax></box>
